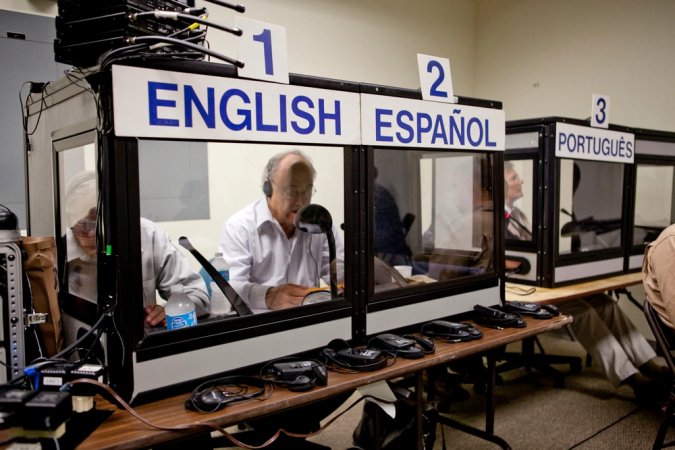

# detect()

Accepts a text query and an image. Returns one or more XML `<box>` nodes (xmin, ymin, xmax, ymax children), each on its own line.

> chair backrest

<box><xmin>644</xmin><ymin>300</ymin><xmax>675</xmax><ymax>376</ymax></box>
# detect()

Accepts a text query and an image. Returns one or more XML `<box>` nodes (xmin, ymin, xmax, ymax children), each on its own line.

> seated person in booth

<box><xmin>643</xmin><ymin>223</ymin><xmax>675</xmax><ymax>329</ymax></box>
<box><xmin>219</xmin><ymin>151</ymin><xmax>348</xmax><ymax>446</ymax></box>
<box><xmin>503</xmin><ymin>168</ymin><xmax>668</xmax><ymax>403</ymax></box>
<box><xmin>62</xmin><ymin>171</ymin><xmax>209</xmax><ymax>342</ymax></box>
<box><xmin>219</xmin><ymin>150</ymin><xmax>345</xmax><ymax>311</ymax></box>
<box><xmin>373</xmin><ymin>166</ymin><xmax>412</xmax><ymax>267</ymax></box>
<box><xmin>504</xmin><ymin>161</ymin><xmax>533</xmax><ymax>241</ymax></box>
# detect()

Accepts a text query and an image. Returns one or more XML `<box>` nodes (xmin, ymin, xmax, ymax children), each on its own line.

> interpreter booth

<box><xmin>625</xmin><ymin>127</ymin><xmax>675</xmax><ymax>272</ymax></box>
<box><xmin>504</xmin><ymin>117</ymin><xmax>635</xmax><ymax>287</ymax></box>
<box><xmin>25</xmin><ymin>58</ymin><xmax>505</xmax><ymax>402</ymax></box>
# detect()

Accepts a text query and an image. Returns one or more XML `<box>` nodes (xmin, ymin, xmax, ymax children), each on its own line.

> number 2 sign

<box><xmin>235</xmin><ymin>17</ymin><xmax>289</xmax><ymax>84</ymax></box>
<box><xmin>417</xmin><ymin>54</ymin><xmax>456</xmax><ymax>104</ymax></box>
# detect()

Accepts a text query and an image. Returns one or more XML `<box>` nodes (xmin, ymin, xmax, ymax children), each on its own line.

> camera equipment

<box><xmin>421</xmin><ymin>320</ymin><xmax>483</xmax><ymax>342</ymax></box>
<box><xmin>185</xmin><ymin>375</ymin><xmax>269</xmax><ymax>412</ymax></box>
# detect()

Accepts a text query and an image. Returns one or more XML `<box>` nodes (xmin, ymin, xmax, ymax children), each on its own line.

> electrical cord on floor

<box><xmin>69</xmin><ymin>378</ymin><xmax>397</xmax><ymax>449</ymax></box>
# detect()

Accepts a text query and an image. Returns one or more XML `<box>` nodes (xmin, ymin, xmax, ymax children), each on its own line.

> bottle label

<box><xmin>167</xmin><ymin>310</ymin><xmax>197</xmax><ymax>330</ymax></box>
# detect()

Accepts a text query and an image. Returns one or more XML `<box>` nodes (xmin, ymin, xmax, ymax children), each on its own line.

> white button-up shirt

<box><xmin>219</xmin><ymin>198</ymin><xmax>344</xmax><ymax>312</ymax></box>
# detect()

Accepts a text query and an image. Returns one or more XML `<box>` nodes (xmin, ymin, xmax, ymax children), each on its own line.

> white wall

<box><xmin>474</xmin><ymin>0</ymin><xmax>675</xmax><ymax>132</ymax></box>
<box><xmin>202</xmin><ymin>0</ymin><xmax>476</xmax><ymax>92</ymax></box>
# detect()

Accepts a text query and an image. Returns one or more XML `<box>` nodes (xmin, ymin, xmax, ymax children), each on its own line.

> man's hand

<box><xmin>144</xmin><ymin>304</ymin><xmax>166</xmax><ymax>327</ymax></box>
<box><xmin>265</xmin><ymin>284</ymin><xmax>311</xmax><ymax>309</ymax></box>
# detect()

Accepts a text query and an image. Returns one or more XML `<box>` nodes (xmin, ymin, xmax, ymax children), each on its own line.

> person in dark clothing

<box><xmin>373</xmin><ymin>166</ymin><xmax>412</xmax><ymax>266</ymax></box>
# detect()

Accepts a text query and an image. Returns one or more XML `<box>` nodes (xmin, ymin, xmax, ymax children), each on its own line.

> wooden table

<box><xmin>500</xmin><ymin>272</ymin><xmax>643</xmax><ymax>388</ymax></box>
<box><xmin>505</xmin><ymin>272</ymin><xmax>642</xmax><ymax>304</ymax></box>
<box><xmin>67</xmin><ymin>314</ymin><xmax>572</xmax><ymax>450</ymax></box>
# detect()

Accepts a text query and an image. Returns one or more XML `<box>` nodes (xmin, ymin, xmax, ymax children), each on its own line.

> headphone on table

<box><xmin>185</xmin><ymin>375</ymin><xmax>269</xmax><ymax>413</ymax></box>
<box><xmin>319</xmin><ymin>338</ymin><xmax>393</xmax><ymax>372</ymax></box>
<box><xmin>367</xmin><ymin>333</ymin><xmax>435</xmax><ymax>359</ymax></box>
<box><xmin>259</xmin><ymin>357</ymin><xmax>328</xmax><ymax>392</ymax></box>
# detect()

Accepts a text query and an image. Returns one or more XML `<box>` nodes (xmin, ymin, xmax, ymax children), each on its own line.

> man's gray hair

<box><xmin>262</xmin><ymin>150</ymin><xmax>316</xmax><ymax>185</ymax></box>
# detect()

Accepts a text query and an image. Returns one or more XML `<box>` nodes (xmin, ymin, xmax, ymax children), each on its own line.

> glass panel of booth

<box><xmin>372</xmin><ymin>148</ymin><xmax>496</xmax><ymax>293</ymax></box>
<box><xmin>504</xmin><ymin>159</ymin><xmax>535</xmax><ymax>242</ymax></box>
<box><xmin>503</xmin><ymin>131</ymin><xmax>537</xmax><ymax>244</ymax></box>
<box><xmin>136</xmin><ymin>140</ymin><xmax>347</xmax><ymax>330</ymax></box>
<box><xmin>56</xmin><ymin>140</ymin><xmax>98</xmax><ymax>304</ymax></box>
<box><xmin>558</xmin><ymin>159</ymin><xmax>624</xmax><ymax>255</ymax></box>
<box><xmin>633</xmin><ymin>163</ymin><xmax>674</xmax><ymax>246</ymax></box>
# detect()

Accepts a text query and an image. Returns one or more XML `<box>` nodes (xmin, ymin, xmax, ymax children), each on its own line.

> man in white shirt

<box><xmin>62</xmin><ymin>171</ymin><xmax>208</xmax><ymax>344</ymax></box>
<box><xmin>219</xmin><ymin>150</ymin><xmax>344</xmax><ymax>312</ymax></box>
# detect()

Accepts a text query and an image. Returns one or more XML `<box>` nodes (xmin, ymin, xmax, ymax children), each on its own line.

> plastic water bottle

<box><xmin>205</xmin><ymin>253</ymin><xmax>231</xmax><ymax>316</ymax></box>
<box><xmin>165</xmin><ymin>285</ymin><xmax>197</xmax><ymax>330</ymax></box>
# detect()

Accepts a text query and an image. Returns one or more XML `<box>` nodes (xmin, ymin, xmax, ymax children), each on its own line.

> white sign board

<box><xmin>555</xmin><ymin>122</ymin><xmax>634</xmax><ymax>164</ymax></box>
<box><xmin>235</xmin><ymin>17</ymin><xmax>289</xmax><ymax>84</ymax></box>
<box><xmin>361</xmin><ymin>94</ymin><xmax>504</xmax><ymax>150</ymax></box>
<box><xmin>112</xmin><ymin>65</ymin><xmax>361</xmax><ymax>144</ymax></box>
<box><xmin>417</xmin><ymin>54</ymin><xmax>455</xmax><ymax>104</ymax></box>
<box><xmin>590</xmin><ymin>94</ymin><xmax>611</xmax><ymax>129</ymax></box>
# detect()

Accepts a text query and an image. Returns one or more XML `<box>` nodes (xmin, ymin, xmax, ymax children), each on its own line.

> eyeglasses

<box><xmin>273</xmin><ymin>182</ymin><xmax>316</xmax><ymax>199</ymax></box>
<box><xmin>72</xmin><ymin>218</ymin><xmax>96</xmax><ymax>236</ymax></box>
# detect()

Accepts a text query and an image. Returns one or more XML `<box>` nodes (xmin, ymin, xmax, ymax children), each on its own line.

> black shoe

<box><xmin>627</xmin><ymin>373</ymin><xmax>669</xmax><ymax>407</ymax></box>
<box><xmin>640</xmin><ymin>359</ymin><xmax>672</xmax><ymax>383</ymax></box>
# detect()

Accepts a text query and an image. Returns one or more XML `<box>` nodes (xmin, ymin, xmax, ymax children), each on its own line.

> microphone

<box><xmin>294</xmin><ymin>204</ymin><xmax>338</xmax><ymax>299</ymax></box>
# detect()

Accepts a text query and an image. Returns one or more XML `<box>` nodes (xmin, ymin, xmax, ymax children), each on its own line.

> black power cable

<box><xmin>127</xmin><ymin>35</ymin><xmax>244</xmax><ymax>67</ymax></box>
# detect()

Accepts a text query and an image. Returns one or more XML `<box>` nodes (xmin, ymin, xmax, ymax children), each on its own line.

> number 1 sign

<box><xmin>236</xmin><ymin>16</ymin><xmax>289</xmax><ymax>84</ymax></box>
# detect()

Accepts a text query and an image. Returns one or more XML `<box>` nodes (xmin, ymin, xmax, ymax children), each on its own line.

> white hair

<box><xmin>65</xmin><ymin>170</ymin><xmax>97</xmax><ymax>227</ymax></box>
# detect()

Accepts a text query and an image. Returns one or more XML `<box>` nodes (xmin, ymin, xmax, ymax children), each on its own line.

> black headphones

<box><xmin>403</xmin><ymin>334</ymin><xmax>436</xmax><ymax>354</ymax></box>
<box><xmin>421</xmin><ymin>320</ymin><xmax>483</xmax><ymax>342</ymax></box>
<box><xmin>367</xmin><ymin>333</ymin><xmax>435</xmax><ymax>359</ymax></box>
<box><xmin>259</xmin><ymin>357</ymin><xmax>328</xmax><ymax>392</ymax></box>
<box><xmin>263</xmin><ymin>179</ymin><xmax>273</xmax><ymax>197</ymax></box>
<box><xmin>319</xmin><ymin>338</ymin><xmax>393</xmax><ymax>372</ymax></box>
<box><xmin>262</xmin><ymin>160</ymin><xmax>274</xmax><ymax>197</ymax></box>
<box><xmin>185</xmin><ymin>375</ymin><xmax>269</xmax><ymax>412</ymax></box>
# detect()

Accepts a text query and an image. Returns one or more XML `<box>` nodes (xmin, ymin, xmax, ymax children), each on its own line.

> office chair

<box><xmin>495</xmin><ymin>333</ymin><xmax>583</xmax><ymax>388</ymax></box>
<box><xmin>643</xmin><ymin>300</ymin><xmax>675</xmax><ymax>450</ymax></box>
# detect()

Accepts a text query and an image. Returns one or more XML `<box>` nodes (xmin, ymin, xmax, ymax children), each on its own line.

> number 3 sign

<box><xmin>235</xmin><ymin>16</ymin><xmax>289</xmax><ymax>84</ymax></box>
<box><xmin>591</xmin><ymin>94</ymin><xmax>611</xmax><ymax>129</ymax></box>
<box><xmin>417</xmin><ymin>54</ymin><xmax>456</xmax><ymax>104</ymax></box>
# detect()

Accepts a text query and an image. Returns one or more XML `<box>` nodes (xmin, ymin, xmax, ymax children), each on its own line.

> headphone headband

<box><xmin>186</xmin><ymin>375</ymin><xmax>268</xmax><ymax>412</ymax></box>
